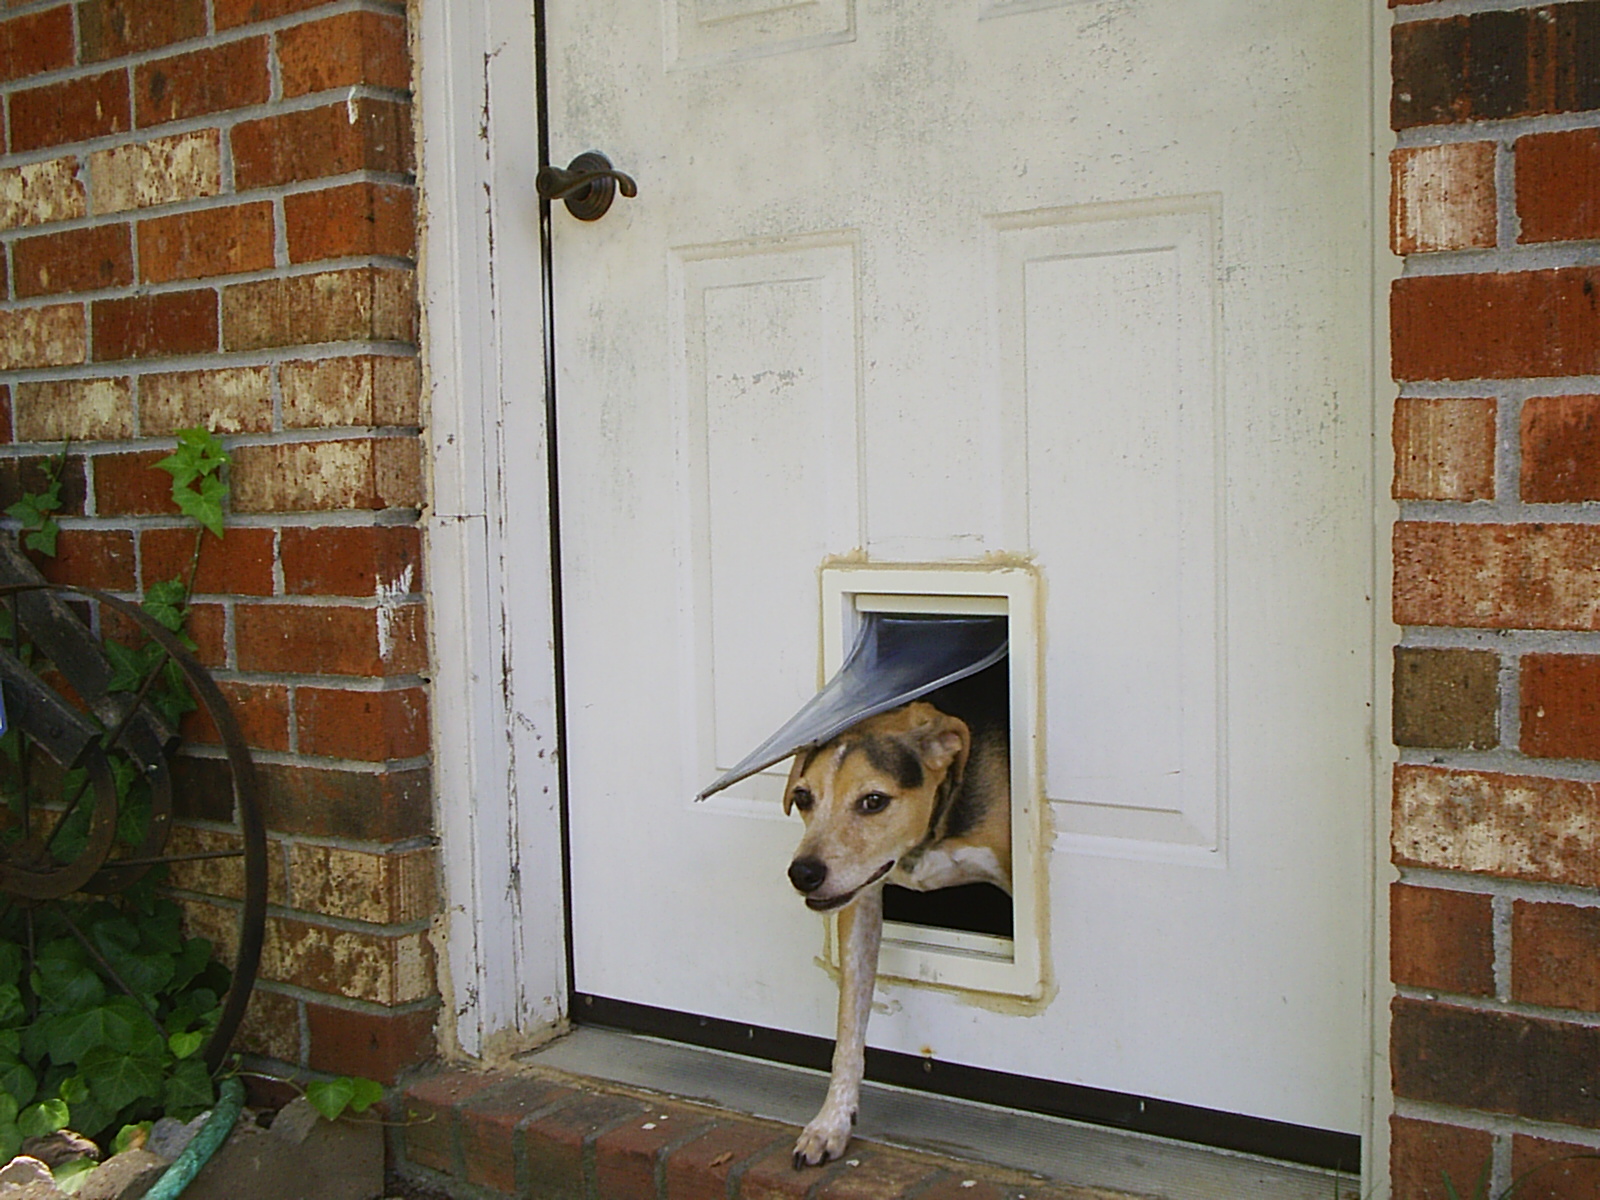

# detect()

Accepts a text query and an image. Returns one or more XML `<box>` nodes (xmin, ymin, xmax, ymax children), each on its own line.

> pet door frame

<box><xmin>820</xmin><ymin>564</ymin><xmax>1046</xmax><ymax>1000</ymax></box>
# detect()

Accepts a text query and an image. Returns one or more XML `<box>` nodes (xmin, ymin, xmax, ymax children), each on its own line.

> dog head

<box><xmin>783</xmin><ymin>701</ymin><xmax>970</xmax><ymax>911</ymax></box>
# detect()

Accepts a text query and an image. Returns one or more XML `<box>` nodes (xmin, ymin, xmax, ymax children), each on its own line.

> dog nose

<box><xmin>788</xmin><ymin>857</ymin><xmax>827</xmax><ymax>894</ymax></box>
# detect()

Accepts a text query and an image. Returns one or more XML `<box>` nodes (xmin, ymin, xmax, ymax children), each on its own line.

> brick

<box><xmin>89</xmin><ymin>130</ymin><xmax>221</xmax><ymax>214</ymax></box>
<box><xmin>236</xmin><ymin>602</ymin><xmax>425</xmax><ymax>676</ymax></box>
<box><xmin>0</xmin><ymin>7</ymin><xmax>75</xmax><ymax>84</ymax></box>
<box><xmin>161</xmin><ymin>822</ymin><xmax>288</xmax><ymax>904</ymax></box>
<box><xmin>93</xmin><ymin>289</ymin><xmax>217</xmax><ymax>360</ymax></box>
<box><xmin>1390</xmin><ymin>1116</ymin><xmax>1494</xmax><ymax>1200</ymax></box>
<box><xmin>458</xmin><ymin>1079</ymin><xmax>577</xmax><ymax>1195</ymax></box>
<box><xmin>135</xmin><ymin>36</ymin><xmax>269</xmax><ymax>127</ymax></box>
<box><xmin>0</xmin><ymin>304</ymin><xmax>85</xmax><ymax>369</ymax></box>
<box><xmin>1394</xmin><ymin>522</ymin><xmax>1600</xmax><ymax>631</ymax></box>
<box><xmin>1390</xmin><ymin>883</ymin><xmax>1495</xmax><ymax>997</ymax></box>
<box><xmin>13</xmin><ymin>377</ymin><xmax>129</xmax><ymax>440</ymax></box>
<box><xmin>34</xmin><ymin>528</ymin><xmax>134</xmax><ymax>590</ymax></box>
<box><xmin>665</xmin><ymin>1122</ymin><xmax>790</xmax><ymax>1200</ymax></box>
<box><xmin>168</xmin><ymin>755</ymin><xmax>237</xmax><ymax>825</ymax></box>
<box><xmin>815</xmin><ymin>1151</ymin><xmax>944</xmax><ymax>1199</ymax></box>
<box><xmin>1521</xmin><ymin>654</ymin><xmax>1600</xmax><ymax>760</ymax></box>
<box><xmin>216</xmin><ymin>0</ymin><xmax>344</xmax><ymax>30</ymax></box>
<box><xmin>524</xmin><ymin>1093</ymin><xmax>649</xmax><ymax>1200</ymax></box>
<box><xmin>140</xmin><ymin>526</ymin><xmax>274</xmax><ymax>596</ymax></box>
<box><xmin>223</xmin><ymin>267</ymin><xmax>415</xmax><ymax>350</ymax></box>
<box><xmin>740</xmin><ymin>1141</ymin><xmax>844</xmax><ymax>1200</ymax></box>
<box><xmin>1513</xmin><ymin>901</ymin><xmax>1600</xmax><ymax>1013</ymax></box>
<box><xmin>140</xmin><ymin>365</ymin><xmax>272</xmax><ymax>436</ymax></box>
<box><xmin>178</xmin><ymin>679</ymin><xmax>291</xmax><ymax>753</ymax></box>
<box><xmin>94</xmin><ymin>450</ymin><xmax>178</xmax><ymax>515</ymax></box>
<box><xmin>1392</xmin><ymin>997</ymin><xmax>1600</xmax><ymax>1127</ymax></box>
<box><xmin>1391</xmin><ymin>6</ymin><xmax>1600</xmax><ymax>129</ymax></box>
<box><xmin>1522</xmin><ymin>394</ymin><xmax>1600</xmax><ymax>503</ymax></box>
<box><xmin>230</xmin><ymin>437</ymin><xmax>422</xmax><ymax>513</ymax></box>
<box><xmin>284</xmin><ymin>182</ymin><xmax>414</xmax><ymax>264</ymax></box>
<box><xmin>401</xmin><ymin>1070</ymin><xmax>516</xmax><ymax>1175</ymax></box>
<box><xmin>1517</xmin><ymin>128</ymin><xmax>1600</xmax><ymax>245</ymax></box>
<box><xmin>261</xmin><ymin>914</ymin><xmax>433</xmax><ymax>1004</ymax></box>
<box><xmin>1392</xmin><ymin>646</ymin><xmax>1498</xmax><ymax>749</ymax></box>
<box><xmin>10</xmin><ymin>69</ymin><xmax>131</xmax><ymax>154</ymax></box>
<box><xmin>296</xmin><ymin>685</ymin><xmax>428</xmax><ymax>762</ymax></box>
<box><xmin>281</xmin><ymin>354</ymin><xmax>420</xmax><ymax>428</ymax></box>
<box><xmin>0</xmin><ymin>156</ymin><xmax>86</xmax><ymax>230</ymax></box>
<box><xmin>13</xmin><ymin>224</ymin><xmax>132</xmax><ymax>298</ymax></box>
<box><xmin>1511</xmin><ymin>1134</ymin><xmax>1600</xmax><ymax>1200</ymax></box>
<box><xmin>281</xmin><ymin>525</ymin><xmax>421</xmax><ymax>596</ymax></box>
<box><xmin>1391</xmin><ymin>143</ymin><xmax>1496</xmax><ymax>255</ymax></box>
<box><xmin>305</xmin><ymin>1001</ymin><xmax>436</xmax><ymax>1084</ymax></box>
<box><xmin>1393</xmin><ymin>269</ymin><xmax>1600</xmax><ymax>382</ymax></box>
<box><xmin>233</xmin><ymin>985</ymin><xmax>300</xmax><ymax>1064</ymax></box>
<box><xmin>139</xmin><ymin>202</ymin><xmax>275</xmax><ymax>283</ymax></box>
<box><xmin>1393</xmin><ymin>396</ymin><xmax>1496</xmax><ymax>502</ymax></box>
<box><xmin>256</xmin><ymin>762</ymin><xmax>431</xmax><ymax>840</ymax></box>
<box><xmin>0</xmin><ymin>387</ymin><xmax>10</xmax><ymax>444</ymax></box>
<box><xmin>79</xmin><ymin>0</ymin><xmax>205</xmax><ymax>62</ymax></box>
<box><xmin>288</xmin><ymin>843</ymin><xmax>436</xmax><ymax>924</ymax></box>
<box><xmin>231</xmin><ymin>99</ymin><xmax>411</xmax><ymax>190</ymax></box>
<box><xmin>1394</xmin><ymin>764</ymin><xmax>1600</xmax><ymax>888</ymax></box>
<box><xmin>278</xmin><ymin>11</ymin><xmax>409</xmax><ymax>97</ymax></box>
<box><xmin>594</xmin><ymin>1106</ymin><xmax>715</xmax><ymax>1200</ymax></box>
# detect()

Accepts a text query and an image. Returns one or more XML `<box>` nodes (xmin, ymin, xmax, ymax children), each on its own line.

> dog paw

<box><xmin>792</xmin><ymin>1109</ymin><xmax>854</xmax><ymax>1168</ymax></box>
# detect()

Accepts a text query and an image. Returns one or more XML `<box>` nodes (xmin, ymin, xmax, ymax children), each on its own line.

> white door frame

<box><xmin>416</xmin><ymin>0</ymin><xmax>1398</xmax><ymax>1191</ymax></box>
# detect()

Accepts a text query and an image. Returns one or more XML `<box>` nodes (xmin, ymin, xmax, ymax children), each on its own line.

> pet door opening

<box><xmin>821</xmin><ymin>565</ymin><xmax>1045</xmax><ymax>1001</ymax></box>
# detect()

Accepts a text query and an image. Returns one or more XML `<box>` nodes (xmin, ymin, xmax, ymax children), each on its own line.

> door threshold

<box><xmin>520</xmin><ymin>1026</ymin><xmax>1359</xmax><ymax>1200</ymax></box>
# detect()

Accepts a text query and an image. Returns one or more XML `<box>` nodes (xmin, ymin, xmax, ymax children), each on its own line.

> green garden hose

<box><xmin>143</xmin><ymin>1076</ymin><xmax>245</xmax><ymax>1200</ymax></box>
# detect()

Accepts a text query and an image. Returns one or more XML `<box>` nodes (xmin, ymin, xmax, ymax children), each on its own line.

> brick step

<box><xmin>396</xmin><ymin>1065</ymin><xmax>1139</xmax><ymax>1200</ymax></box>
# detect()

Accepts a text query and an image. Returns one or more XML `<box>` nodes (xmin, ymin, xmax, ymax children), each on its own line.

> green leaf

<box><xmin>32</xmin><ymin>956</ymin><xmax>104</xmax><ymax>1015</ymax></box>
<box><xmin>142</xmin><ymin>579</ymin><xmax>189</xmax><ymax>632</ymax></box>
<box><xmin>155</xmin><ymin>429</ymin><xmax>228</xmax><ymax>490</ymax></box>
<box><xmin>0</xmin><ymin>1057</ymin><xmax>34</xmax><ymax>1108</ymax></box>
<box><xmin>58</xmin><ymin>1075</ymin><xmax>89</xmax><ymax>1108</ymax></box>
<box><xmin>0</xmin><ymin>942</ymin><xmax>21</xmax><ymax>986</ymax></box>
<box><xmin>18</xmin><ymin>1097</ymin><xmax>69</xmax><ymax>1138</ymax></box>
<box><xmin>0</xmin><ymin>1092</ymin><xmax>16</xmax><ymax>1126</ymax></box>
<box><xmin>168</xmin><ymin>938</ymin><xmax>212</xmax><ymax>992</ymax></box>
<box><xmin>23</xmin><ymin>522</ymin><xmax>59</xmax><ymax>557</ymax></box>
<box><xmin>167</xmin><ymin>1031</ymin><xmax>204</xmax><ymax>1061</ymax></box>
<box><xmin>305</xmin><ymin>1077</ymin><xmax>356</xmax><ymax>1121</ymax></box>
<box><xmin>173</xmin><ymin>474</ymin><xmax>228</xmax><ymax>540</ymax></box>
<box><xmin>346</xmin><ymin>1077</ymin><xmax>383</xmax><ymax>1114</ymax></box>
<box><xmin>0</xmin><ymin>1122</ymin><xmax>20</xmax><ymax>1164</ymax></box>
<box><xmin>104</xmin><ymin>639</ymin><xmax>159</xmax><ymax>695</ymax></box>
<box><xmin>0</xmin><ymin>983</ymin><xmax>23</xmax><ymax>1028</ymax></box>
<box><xmin>112</xmin><ymin>1122</ymin><xmax>150</xmax><ymax>1156</ymax></box>
<box><xmin>161</xmin><ymin>1059</ymin><xmax>213</xmax><ymax>1119</ymax></box>
<box><xmin>52</xmin><ymin>1156</ymin><xmax>97</xmax><ymax>1189</ymax></box>
<box><xmin>79</xmin><ymin>1047</ymin><xmax>163</xmax><ymax>1113</ymax></box>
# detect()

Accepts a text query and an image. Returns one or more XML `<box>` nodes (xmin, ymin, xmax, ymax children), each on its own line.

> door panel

<box><xmin>545</xmin><ymin>0</ymin><xmax>1371</xmax><ymax>1134</ymax></box>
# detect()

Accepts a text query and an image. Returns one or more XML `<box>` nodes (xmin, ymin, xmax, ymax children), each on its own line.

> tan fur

<box><xmin>785</xmin><ymin>700</ymin><xmax>1010</xmax><ymax>1167</ymax></box>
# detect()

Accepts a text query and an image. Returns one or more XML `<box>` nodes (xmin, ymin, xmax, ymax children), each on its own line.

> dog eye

<box><xmin>855</xmin><ymin>792</ymin><xmax>891</xmax><ymax>815</ymax></box>
<box><xmin>791</xmin><ymin>788</ymin><xmax>814</xmax><ymax>812</ymax></box>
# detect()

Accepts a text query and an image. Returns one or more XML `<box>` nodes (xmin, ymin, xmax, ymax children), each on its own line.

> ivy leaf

<box><xmin>32</xmin><ymin>956</ymin><xmax>105</xmax><ymax>1016</ymax></box>
<box><xmin>168</xmin><ymin>939</ymin><xmax>213</xmax><ymax>993</ymax></box>
<box><xmin>346</xmin><ymin>1077</ymin><xmax>383</xmax><ymax>1114</ymax></box>
<box><xmin>112</xmin><ymin>1122</ymin><xmax>151</xmax><ymax>1155</ymax></box>
<box><xmin>173</xmin><ymin>473</ymin><xmax>228</xmax><ymax>540</ymax></box>
<box><xmin>79</xmin><ymin>1046</ymin><xmax>163</xmax><ymax>1113</ymax></box>
<box><xmin>161</xmin><ymin>1059</ymin><xmax>213</xmax><ymax>1119</ymax></box>
<box><xmin>305</xmin><ymin>1077</ymin><xmax>356</xmax><ymax>1121</ymax></box>
<box><xmin>0</xmin><ymin>942</ymin><xmax>21</xmax><ymax>987</ymax></box>
<box><xmin>154</xmin><ymin>429</ymin><xmax>228</xmax><ymax>491</ymax></box>
<box><xmin>167</xmin><ymin>1031</ymin><xmax>204</xmax><ymax>1061</ymax></box>
<box><xmin>22</xmin><ymin>522</ymin><xmax>59</xmax><ymax>558</ymax></box>
<box><xmin>142</xmin><ymin>578</ymin><xmax>189</xmax><ymax>633</ymax></box>
<box><xmin>0</xmin><ymin>1093</ymin><xmax>15</xmax><ymax>1126</ymax></box>
<box><xmin>0</xmin><ymin>984</ymin><xmax>23</xmax><ymax>1028</ymax></box>
<box><xmin>18</xmin><ymin>1097</ymin><xmax>69</xmax><ymax>1138</ymax></box>
<box><xmin>0</xmin><ymin>1122</ymin><xmax>20</xmax><ymax>1164</ymax></box>
<box><xmin>105</xmin><ymin>640</ymin><xmax>154</xmax><ymax>695</ymax></box>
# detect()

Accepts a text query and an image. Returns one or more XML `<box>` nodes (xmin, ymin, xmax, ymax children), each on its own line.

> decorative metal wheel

<box><xmin>0</xmin><ymin>555</ymin><xmax>265</xmax><ymax>1076</ymax></box>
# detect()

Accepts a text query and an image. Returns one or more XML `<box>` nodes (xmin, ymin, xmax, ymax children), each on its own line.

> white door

<box><xmin>543</xmin><ymin>0</ymin><xmax>1373</xmax><ymax>1144</ymax></box>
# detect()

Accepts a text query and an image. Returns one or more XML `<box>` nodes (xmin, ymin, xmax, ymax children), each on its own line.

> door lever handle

<box><xmin>536</xmin><ymin>151</ymin><xmax>637</xmax><ymax>221</ymax></box>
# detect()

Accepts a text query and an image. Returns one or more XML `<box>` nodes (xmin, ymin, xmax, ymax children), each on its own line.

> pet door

<box><xmin>700</xmin><ymin>565</ymin><xmax>1046</xmax><ymax>1001</ymax></box>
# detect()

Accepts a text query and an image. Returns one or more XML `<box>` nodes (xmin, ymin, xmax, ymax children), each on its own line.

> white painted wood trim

<box><xmin>416</xmin><ymin>0</ymin><xmax>568</xmax><ymax>1058</ymax></box>
<box><xmin>1368</xmin><ymin>0</ymin><xmax>1402</xmax><ymax>1195</ymax></box>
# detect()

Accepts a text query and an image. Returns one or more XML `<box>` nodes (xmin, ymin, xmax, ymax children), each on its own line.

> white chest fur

<box><xmin>892</xmin><ymin>845</ymin><xmax>1007</xmax><ymax>893</ymax></box>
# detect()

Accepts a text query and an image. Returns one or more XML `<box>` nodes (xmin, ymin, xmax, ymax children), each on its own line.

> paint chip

<box><xmin>641</xmin><ymin>1123</ymin><xmax>656</xmax><ymax>1130</ymax></box>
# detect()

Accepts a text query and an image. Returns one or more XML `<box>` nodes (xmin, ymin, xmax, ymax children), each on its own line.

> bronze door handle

<box><xmin>536</xmin><ymin>151</ymin><xmax>637</xmax><ymax>221</ymax></box>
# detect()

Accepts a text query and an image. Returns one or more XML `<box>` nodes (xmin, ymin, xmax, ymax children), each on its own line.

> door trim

<box><xmin>417</xmin><ymin>0</ymin><xmax>569</xmax><ymax>1058</ymax></box>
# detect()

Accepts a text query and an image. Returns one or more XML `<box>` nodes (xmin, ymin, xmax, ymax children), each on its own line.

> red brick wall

<box><xmin>0</xmin><ymin>0</ymin><xmax>436</xmax><ymax>1083</ymax></box>
<box><xmin>1389</xmin><ymin>1</ymin><xmax>1600</xmax><ymax>1196</ymax></box>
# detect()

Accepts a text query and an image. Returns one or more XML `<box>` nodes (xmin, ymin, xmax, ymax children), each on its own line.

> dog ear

<box><xmin>783</xmin><ymin>751</ymin><xmax>807</xmax><ymax>815</ymax></box>
<box><xmin>911</xmin><ymin>710</ymin><xmax>970</xmax><ymax>778</ymax></box>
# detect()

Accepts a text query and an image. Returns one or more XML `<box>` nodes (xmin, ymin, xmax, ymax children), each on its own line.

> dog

<box><xmin>783</xmin><ymin>698</ymin><xmax>1011</xmax><ymax>1167</ymax></box>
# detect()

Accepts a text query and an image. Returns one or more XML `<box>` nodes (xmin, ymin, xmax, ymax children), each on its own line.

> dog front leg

<box><xmin>794</xmin><ymin>885</ymin><xmax>883</xmax><ymax>1168</ymax></box>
